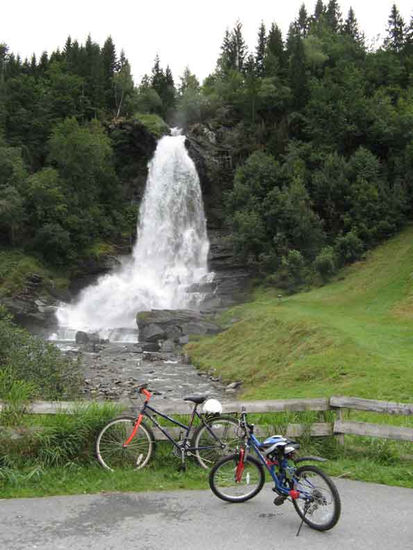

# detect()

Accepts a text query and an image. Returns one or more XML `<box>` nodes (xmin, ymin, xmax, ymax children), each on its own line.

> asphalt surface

<box><xmin>1</xmin><ymin>478</ymin><xmax>412</xmax><ymax>550</ymax></box>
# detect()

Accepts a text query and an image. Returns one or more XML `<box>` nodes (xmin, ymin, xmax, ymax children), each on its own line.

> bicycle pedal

<box><xmin>273</xmin><ymin>496</ymin><xmax>286</xmax><ymax>506</ymax></box>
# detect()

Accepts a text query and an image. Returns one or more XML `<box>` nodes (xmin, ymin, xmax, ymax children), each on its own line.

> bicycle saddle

<box><xmin>183</xmin><ymin>395</ymin><xmax>208</xmax><ymax>404</ymax></box>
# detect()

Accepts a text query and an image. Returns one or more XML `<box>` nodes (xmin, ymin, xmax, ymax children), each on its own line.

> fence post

<box><xmin>336</xmin><ymin>407</ymin><xmax>345</xmax><ymax>446</ymax></box>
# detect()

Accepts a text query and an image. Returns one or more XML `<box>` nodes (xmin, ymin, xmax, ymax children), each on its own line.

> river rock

<box><xmin>75</xmin><ymin>331</ymin><xmax>100</xmax><ymax>344</ymax></box>
<box><xmin>140</xmin><ymin>323</ymin><xmax>166</xmax><ymax>342</ymax></box>
<box><xmin>160</xmin><ymin>339</ymin><xmax>175</xmax><ymax>352</ymax></box>
<box><xmin>136</xmin><ymin>309</ymin><xmax>221</xmax><ymax>343</ymax></box>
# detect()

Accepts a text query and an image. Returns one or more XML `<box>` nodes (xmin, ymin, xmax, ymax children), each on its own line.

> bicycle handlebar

<box><xmin>239</xmin><ymin>407</ymin><xmax>254</xmax><ymax>434</ymax></box>
<box><xmin>137</xmin><ymin>384</ymin><xmax>152</xmax><ymax>400</ymax></box>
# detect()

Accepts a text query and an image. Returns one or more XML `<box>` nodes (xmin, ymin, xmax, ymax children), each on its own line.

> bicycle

<box><xmin>96</xmin><ymin>384</ymin><xmax>239</xmax><ymax>471</ymax></box>
<box><xmin>209</xmin><ymin>407</ymin><xmax>341</xmax><ymax>534</ymax></box>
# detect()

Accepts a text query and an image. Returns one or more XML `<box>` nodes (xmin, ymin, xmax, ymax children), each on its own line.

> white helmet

<box><xmin>202</xmin><ymin>398</ymin><xmax>223</xmax><ymax>415</ymax></box>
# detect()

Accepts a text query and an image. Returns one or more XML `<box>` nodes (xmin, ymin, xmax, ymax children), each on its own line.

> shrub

<box><xmin>133</xmin><ymin>113</ymin><xmax>169</xmax><ymax>138</ymax></box>
<box><xmin>0</xmin><ymin>306</ymin><xmax>82</xmax><ymax>400</ymax></box>
<box><xmin>335</xmin><ymin>231</ymin><xmax>364</xmax><ymax>265</ymax></box>
<box><xmin>314</xmin><ymin>246</ymin><xmax>337</xmax><ymax>281</ymax></box>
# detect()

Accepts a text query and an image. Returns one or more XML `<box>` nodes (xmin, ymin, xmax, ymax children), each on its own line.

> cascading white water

<box><xmin>54</xmin><ymin>131</ymin><xmax>211</xmax><ymax>340</ymax></box>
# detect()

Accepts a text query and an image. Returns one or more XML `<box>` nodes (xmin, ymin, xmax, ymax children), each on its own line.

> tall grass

<box><xmin>0</xmin><ymin>403</ymin><xmax>121</xmax><ymax>474</ymax></box>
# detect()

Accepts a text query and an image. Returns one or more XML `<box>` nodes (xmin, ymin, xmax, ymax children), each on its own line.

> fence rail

<box><xmin>1</xmin><ymin>396</ymin><xmax>413</xmax><ymax>443</ymax></box>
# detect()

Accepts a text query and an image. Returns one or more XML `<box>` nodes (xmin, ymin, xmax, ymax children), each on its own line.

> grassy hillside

<box><xmin>188</xmin><ymin>225</ymin><xmax>413</xmax><ymax>402</ymax></box>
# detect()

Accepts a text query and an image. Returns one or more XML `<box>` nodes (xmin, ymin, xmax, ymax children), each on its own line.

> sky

<box><xmin>1</xmin><ymin>0</ymin><xmax>413</xmax><ymax>85</ymax></box>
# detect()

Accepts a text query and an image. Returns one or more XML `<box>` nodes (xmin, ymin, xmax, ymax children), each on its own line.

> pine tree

<box><xmin>313</xmin><ymin>0</ymin><xmax>325</xmax><ymax>22</ymax></box>
<box><xmin>217</xmin><ymin>29</ymin><xmax>233</xmax><ymax>74</ymax></box>
<box><xmin>0</xmin><ymin>44</ymin><xmax>7</xmax><ymax>85</ymax></box>
<box><xmin>164</xmin><ymin>65</ymin><xmax>176</xmax><ymax>114</ymax></box>
<box><xmin>217</xmin><ymin>22</ymin><xmax>247</xmax><ymax>74</ymax></box>
<box><xmin>264</xmin><ymin>23</ymin><xmax>285</xmax><ymax>77</ymax></box>
<box><xmin>38</xmin><ymin>51</ymin><xmax>49</xmax><ymax>74</ymax></box>
<box><xmin>30</xmin><ymin>54</ymin><xmax>37</xmax><ymax>76</ymax></box>
<box><xmin>245</xmin><ymin>54</ymin><xmax>260</xmax><ymax>123</ymax></box>
<box><xmin>232</xmin><ymin>20</ymin><xmax>247</xmax><ymax>72</ymax></box>
<box><xmin>255</xmin><ymin>22</ymin><xmax>266</xmax><ymax>76</ymax></box>
<box><xmin>102</xmin><ymin>36</ymin><xmax>118</xmax><ymax>111</ymax></box>
<box><xmin>326</xmin><ymin>0</ymin><xmax>342</xmax><ymax>32</ymax></box>
<box><xmin>63</xmin><ymin>36</ymin><xmax>72</xmax><ymax>57</ymax></box>
<box><xmin>287</xmin><ymin>24</ymin><xmax>308</xmax><ymax>110</ymax></box>
<box><xmin>102</xmin><ymin>37</ymin><xmax>117</xmax><ymax>80</ymax></box>
<box><xmin>343</xmin><ymin>7</ymin><xmax>361</xmax><ymax>41</ymax></box>
<box><xmin>151</xmin><ymin>54</ymin><xmax>165</xmax><ymax>95</ymax></box>
<box><xmin>384</xmin><ymin>4</ymin><xmax>406</xmax><ymax>52</ymax></box>
<box><xmin>297</xmin><ymin>4</ymin><xmax>309</xmax><ymax>36</ymax></box>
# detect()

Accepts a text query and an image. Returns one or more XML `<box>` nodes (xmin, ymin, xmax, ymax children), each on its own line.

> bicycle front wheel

<box><xmin>209</xmin><ymin>454</ymin><xmax>265</xmax><ymax>502</ymax></box>
<box><xmin>292</xmin><ymin>465</ymin><xmax>341</xmax><ymax>531</ymax></box>
<box><xmin>96</xmin><ymin>416</ymin><xmax>154</xmax><ymax>471</ymax></box>
<box><xmin>193</xmin><ymin>415</ymin><xmax>240</xmax><ymax>469</ymax></box>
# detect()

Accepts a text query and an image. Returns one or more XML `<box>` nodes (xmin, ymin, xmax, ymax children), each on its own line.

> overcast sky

<box><xmin>2</xmin><ymin>1</ymin><xmax>413</xmax><ymax>85</ymax></box>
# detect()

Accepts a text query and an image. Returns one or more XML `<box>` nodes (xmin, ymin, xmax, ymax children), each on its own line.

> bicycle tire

<box><xmin>209</xmin><ymin>453</ymin><xmax>265</xmax><ymax>502</ymax></box>
<box><xmin>192</xmin><ymin>415</ymin><xmax>240</xmax><ymax>469</ymax></box>
<box><xmin>96</xmin><ymin>416</ymin><xmax>154</xmax><ymax>471</ymax></box>
<box><xmin>292</xmin><ymin>464</ymin><xmax>341</xmax><ymax>531</ymax></box>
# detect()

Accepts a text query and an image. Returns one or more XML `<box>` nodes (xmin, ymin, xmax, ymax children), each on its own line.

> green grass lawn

<box><xmin>188</xmin><ymin>225</ymin><xmax>413</xmax><ymax>402</ymax></box>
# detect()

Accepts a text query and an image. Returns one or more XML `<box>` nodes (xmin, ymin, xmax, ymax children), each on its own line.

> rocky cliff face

<box><xmin>185</xmin><ymin>124</ymin><xmax>251</xmax><ymax>309</ymax></box>
<box><xmin>108</xmin><ymin>118</ymin><xmax>158</xmax><ymax>204</ymax></box>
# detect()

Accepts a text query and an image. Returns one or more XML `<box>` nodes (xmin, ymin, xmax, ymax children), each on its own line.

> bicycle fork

<box><xmin>123</xmin><ymin>414</ymin><xmax>144</xmax><ymax>447</ymax></box>
<box><xmin>235</xmin><ymin>448</ymin><xmax>246</xmax><ymax>482</ymax></box>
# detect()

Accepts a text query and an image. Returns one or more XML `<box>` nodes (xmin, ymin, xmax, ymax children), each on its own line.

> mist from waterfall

<box><xmin>54</xmin><ymin>131</ymin><xmax>211</xmax><ymax>340</ymax></box>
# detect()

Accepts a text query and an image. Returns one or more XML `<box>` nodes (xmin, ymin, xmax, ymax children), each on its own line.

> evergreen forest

<box><xmin>1</xmin><ymin>1</ymin><xmax>413</xmax><ymax>288</ymax></box>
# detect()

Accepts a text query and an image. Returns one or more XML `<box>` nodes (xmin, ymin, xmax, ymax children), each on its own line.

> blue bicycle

<box><xmin>209</xmin><ymin>407</ymin><xmax>341</xmax><ymax>533</ymax></box>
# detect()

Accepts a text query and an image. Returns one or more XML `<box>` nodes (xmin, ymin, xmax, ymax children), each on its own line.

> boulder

<box><xmin>75</xmin><ymin>331</ymin><xmax>100</xmax><ymax>344</ymax></box>
<box><xmin>139</xmin><ymin>323</ymin><xmax>167</xmax><ymax>342</ymax></box>
<box><xmin>136</xmin><ymin>309</ymin><xmax>221</xmax><ymax>343</ymax></box>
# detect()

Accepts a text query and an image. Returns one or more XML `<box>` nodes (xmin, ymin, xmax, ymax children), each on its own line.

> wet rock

<box><xmin>75</xmin><ymin>331</ymin><xmax>100</xmax><ymax>345</ymax></box>
<box><xmin>140</xmin><ymin>342</ymin><xmax>160</xmax><ymax>352</ymax></box>
<box><xmin>136</xmin><ymin>309</ymin><xmax>221</xmax><ymax>342</ymax></box>
<box><xmin>75</xmin><ymin>331</ymin><xmax>89</xmax><ymax>344</ymax></box>
<box><xmin>186</xmin><ymin>281</ymin><xmax>217</xmax><ymax>293</ymax></box>
<box><xmin>226</xmin><ymin>381</ymin><xmax>242</xmax><ymax>390</ymax></box>
<box><xmin>160</xmin><ymin>339</ymin><xmax>175</xmax><ymax>353</ymax></box>
<box><xmin>140</xmin><ymin>323</ymin><xmax>166</xmax><ymax>342</ymax></box>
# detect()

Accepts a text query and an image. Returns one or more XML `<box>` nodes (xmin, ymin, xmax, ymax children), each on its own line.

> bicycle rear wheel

<box><xmin>96</xmin><ymin>416</ymin><xmax>154</xmax><ymax>471</ymax></box>
<box><xmin>292</xmin><ymin>465</ymin><xmax>341</xmax><ymax>531</ymax></box>
<box><xmin>193</xmin><ymin>416</ymin><xmax>239</xmax><ymax>469</ymax></box>
<box><xmin>209</xmin><ymin>453</ymin><xmax>265</xmax><ymax>502</ymax></box>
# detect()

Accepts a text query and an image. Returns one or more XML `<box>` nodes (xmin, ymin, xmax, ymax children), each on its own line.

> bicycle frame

<box><xmin>240</xmin><ymin>419</ymin><xmax>314</xmax><ymax>501</ymax></box>
<box><xmin>124</xmin><ymin>388</ymin><xmax>227</xmax><ymax>454</ymax></box>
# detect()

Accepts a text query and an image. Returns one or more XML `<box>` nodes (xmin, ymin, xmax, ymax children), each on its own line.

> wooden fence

<box><xmin>1</xmin><ymin>395</ymin><xmax>413</xmax><ymax>443</ymax></box>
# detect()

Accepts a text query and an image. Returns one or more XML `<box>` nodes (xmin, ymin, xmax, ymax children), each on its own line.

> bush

<box><xmin>335</xmin><ymin>231</ymin><xmax>364</xmax><ymax>265</ymax></box>
<box><xmin>0</xmin><ymin>306</ymin><xmax>82</xmax><ymax>400</ymax></box>
<box><xmin>270</xmin><ymin>249</ymin><xmax>307</xmax><ymax>291</ymax></box>
<box><xmin>133</xmin><ymin>113</ymin><xmax>169</xmax><ymax>138</ymax></box>
<box><xmin>314</xmin><ymin>246</ymin><xmax>337</xmax><ymax>281</ymax></box>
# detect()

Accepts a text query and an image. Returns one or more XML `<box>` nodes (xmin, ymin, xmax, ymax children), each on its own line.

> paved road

<box><xmin>1</xmin><ymin>478</ymin><xmax>412</xmax><ymax>550</ymax></box>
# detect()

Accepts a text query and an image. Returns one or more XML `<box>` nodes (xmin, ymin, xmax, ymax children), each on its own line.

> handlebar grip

<box><xmin>137</xmin><ymin>385</ymin><xmax>152</xmax><ymax>399</ymax></box>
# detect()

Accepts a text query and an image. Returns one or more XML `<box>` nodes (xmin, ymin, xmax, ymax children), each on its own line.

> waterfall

<box><xmin>54</xmin><ymin>131</ymin><xmax>211</xmax><ymax>341</ymax></box>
